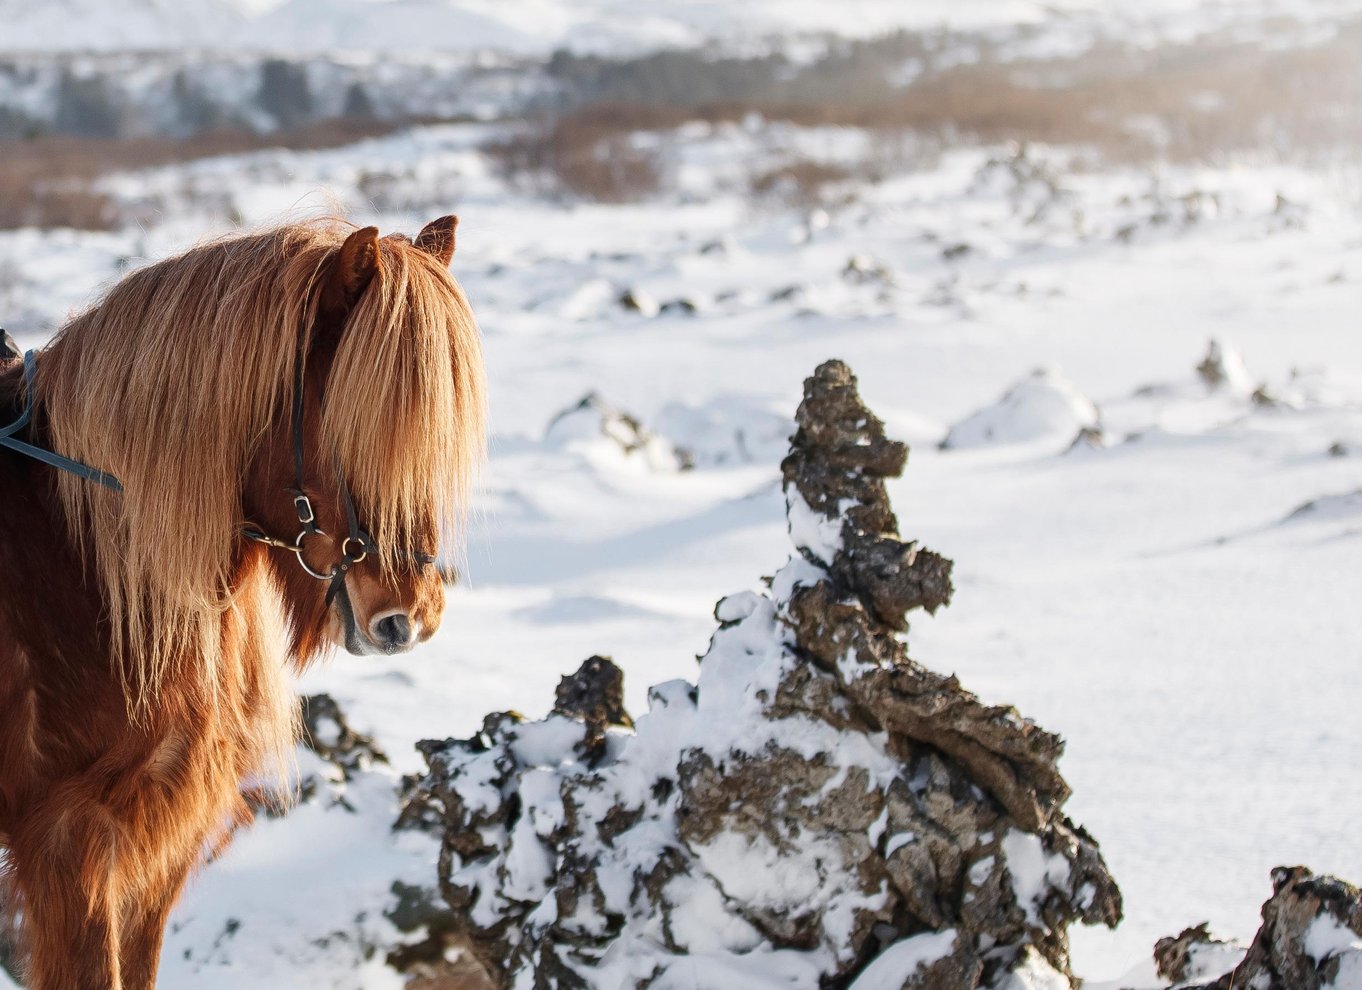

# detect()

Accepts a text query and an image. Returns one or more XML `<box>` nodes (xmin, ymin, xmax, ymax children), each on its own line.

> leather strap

<box><xmin>0</xmin><ymin>349</ymin><xmax>123</xmax><ymax>491</ymax></box>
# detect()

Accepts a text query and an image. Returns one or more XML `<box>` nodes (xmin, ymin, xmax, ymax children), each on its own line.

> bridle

<box><xmin>0</xmin><ymin>330</ymin><xmax>435</xmax><ymax>610</ymax></box>
<box><xmin>241</xmin><ymin>349</ymin><xmax>435</xmax><ymax>607</ymax></box>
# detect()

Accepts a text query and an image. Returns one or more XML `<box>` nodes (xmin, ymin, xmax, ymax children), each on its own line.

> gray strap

<box><xmin>0</xmin><ymin>350</ymin><xmax>122</xmax><ymax>491</ymax></box>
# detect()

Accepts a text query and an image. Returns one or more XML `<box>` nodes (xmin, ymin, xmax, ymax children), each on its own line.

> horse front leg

<box><xmin>9</xmin><ymin>805</ymin><xmax>123</xmax><ymax>990</ymax></box>
<box><xmin>118</xmin><ymin>858</ymin><xmax>194</xmax><ymax>990</ymax></box>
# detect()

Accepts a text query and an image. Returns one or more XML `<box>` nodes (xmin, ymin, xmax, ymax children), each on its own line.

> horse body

<box><xmin>0</xmin><ymin>495</ymin><xmax>293</xmax><ymax>987</ymax></box>
<box><xmin>0</xmin><ymin>217</ymin><xmax>484</xmax><ymax>988</ymax></box>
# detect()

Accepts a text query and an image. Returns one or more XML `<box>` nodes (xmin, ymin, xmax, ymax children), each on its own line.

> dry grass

<box><xmin>484</xmin><ymin>104</ymin><xmax>685</xmax><ymax>202</ymax></box>
<box><xmin>0</xmin><ymin>118</ymin><xmax>408</xmax><ymax>231</ymax></box>
<box><xmin>859</xmin><ymin>27</ymin><xmax>1362</xmax><ymax>164</ymax></box>
<box><xmin>751</xmin><ymin>160</ymin><xmax>857</xmax><ymax>207</ymax></box>
<box><xmin>491</xmin><ymin>19</ymin><xmax>1362</xmax><ymax>204</ymax></box>
<box><xmin>4</xmin><ymin>22</ymin><xmax>1362</xmax><ymax>224</ymax></box>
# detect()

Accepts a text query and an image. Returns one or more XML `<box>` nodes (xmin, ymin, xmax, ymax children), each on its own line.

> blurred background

<box><xmin>3</xmin><ymin>1</ymin><xmax>1362</xmax><ymax>987</ymax></box>
<box><xmin>3</xmin><ymin>1</ymin><xmax>1362</xmax><ymax>260</ymax></box>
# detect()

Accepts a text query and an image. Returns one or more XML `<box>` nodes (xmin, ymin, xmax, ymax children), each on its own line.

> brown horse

<box><xmin>0</xmin><ymin>217</ymin><xmax>485</xmax><ymax>988</ymax></box>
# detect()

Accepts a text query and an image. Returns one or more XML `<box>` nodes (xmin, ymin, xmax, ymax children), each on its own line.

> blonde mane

<box><xmin>37</xmin><ymin>219</ymin><xmax>486</xmax><ymax>708</ymax></box>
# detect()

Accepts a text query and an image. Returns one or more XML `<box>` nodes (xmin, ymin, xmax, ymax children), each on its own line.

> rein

<box><xmin>242</xmin><ymin>353</ymin><xmax>435</xmax><ymax>606</ymax></box>
<box><xmin>0</xmin><ymin>345</ymin><xmax>123</xmax><ymax>491</ymax></box>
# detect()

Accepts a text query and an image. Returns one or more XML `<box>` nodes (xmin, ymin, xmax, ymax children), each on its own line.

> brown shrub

<box><xmin>751</xmin><ymin>160</ymin><xmax>856</xmax><ymax>206</ymax></box>
<box><xmin>499</xmin><ymin>18</ymin><xmax>1362</xmax><ymax>180</ymax></box>
<box><xmin>0</xmin><ymin>117</ymin><xmax>410</xmax><ymax>231</ymax></box>
<box><xmin>486</xmin><ymin>104</ymin><xmax>667</xmax><ymax>203</ymax></box>
<box><xmin>0</xmin><ymin>185</ymin><xmax>119</xmax><ymax>232</ymax></box>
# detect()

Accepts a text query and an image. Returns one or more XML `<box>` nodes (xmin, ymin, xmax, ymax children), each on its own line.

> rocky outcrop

<box><xmin>1154</xmin><ymin>923</ymin><xmax>1244</xmax><ymax>986</ymax></box>
<box><xmin>1162</xmin><ymin>868</ymin><xmax>1362</xmax><ymax>990</ymax></box>
<box><xmin>396</xmin><ymin>360</ymin><xmax>1121</xmax><ymax>989</ymax></box>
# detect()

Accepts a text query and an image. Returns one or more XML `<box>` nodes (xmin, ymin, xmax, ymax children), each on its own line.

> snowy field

<box><xmin>8</xmin><ymin>0</ymin><xmax>1362</xmax><ymax>55</ymax></box>
<box><xmin>3</xmin><ymin>19</ymin><xmax>1362</xmax><ymax>988</ymax></box>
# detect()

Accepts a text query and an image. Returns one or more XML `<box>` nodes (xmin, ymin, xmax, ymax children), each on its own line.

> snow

<box><xmin>7</xmin><ymin>0</ymin><xmax>1362</xmax><ymax>55</ymax></box>
<box><xmin>1306</xmin><ymin>915</ymin><xmax>1362</xmax><ymax>962</ymax></box>
<box><xmin>993</xmin><ymin>948</ymin><xmax>1073</xmax><ymax>990</ymax></box>
<box><xmin>941</xmin><ymin>367</ymin><xmax>1100</xmax><ymax>451</ymax></box>
<box><xmin>1002</xmin><ymin>830</ymin><xmax>1072</xmax><ymax>926</ymax></box>
<box><xmin>1181</xmin><ymin>940</ymin><xmax>1246</xmax><ymax>985</ymax></box>
<box><xmin>1304</xmin><ymin>916</ymin><xmax>1362</xmax><ymax>990</ymax></box>
<box><xmin>846</xmin><ymin>929</ymin><xmax>958</xmax><ymax>990</ymax></box>
<box><xmin>3</xmin><ymin>36</ymin><xmax>1362</xmax><ymax>986</ymax></box>
<box><xmin>786</xmin><ymin>487</ymin><xmax>843</xmax><ymax>565</ymax></box>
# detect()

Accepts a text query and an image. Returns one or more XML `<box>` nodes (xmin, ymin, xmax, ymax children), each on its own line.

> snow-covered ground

<box><xmin>2</xmin><ymin>103</ymin><xmax>1362</xmax><ymax>987</ymax></box>
<box><xmin>6</xmin><ymin>0</ymin><xmax>1362</xmax><ymax>55</ymax></box>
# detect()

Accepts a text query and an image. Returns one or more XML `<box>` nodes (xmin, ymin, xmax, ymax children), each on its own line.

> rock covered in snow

<box><xmin>1166</xmin><ymin>867</ymin><xmax>1362</xmax><ymax>990</ymax></box>
<box><xmin>396</xmin><ymin>360</ymin><xmax>1120</xmax><ymax>989</ymax></box>
<box><xmin>1195</xmin><ymin>339</ymin><xmax>1255</xmax><ymax>395</ymax></box>
<box><xmin>941</xmin><ymin>368</ymin><xmax>1100</xmax><ymax>451</ymax></box>
<box><xmin>300</xmin><ymin>693</ymin><xmax>389</xmax><ymax>783</ymax></box>
<box><xmin>617</xmin><ymin>287</ymin><xmax>660</xmax><ymax>318</ymax></box>
<box><xmin>551</xmin><ymin>654</ymin><xmax>635</xmax><ymax>755</ymax></box>
<box><xmin>544</xmin><ymin>392</ymin><xmax>694</xmax><ymax>472</ymax></box>
<box><xmin>653</xmin><ymin>395</ymin><xmax>793</xmax><ymax>467</ymax></box>
<box><xmin>1153</xmin><ymin>923</ymin><xmax>1244</xmax><ymax>986</ymax></box>
<box><xmin>782</xmin><ymin>360</ymin><xmax>953</xmax><ymax>629</ymax></box>
<box><xmin>246</xmin><ymin>693</ymin><xmax>391</xmax><ymax>817</ymax></box>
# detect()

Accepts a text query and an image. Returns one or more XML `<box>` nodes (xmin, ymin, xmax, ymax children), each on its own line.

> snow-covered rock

<box><xmin>653</xmin><ymin>395</ymin><xmax>792</xmax><ymax>467</ymax></box>
<box><xmin>941</xmin><ymin>368</ymin><xmax>1100</xmax><ymax>451</ymax></box>
<box><xmin>1153</xmin><ymin>923</ymin><xmax>1245</xmax><ymax>986</ymax></box>
<box><xmin>1195</xmin><ymin>339</ymin><xmax>1255</xmax><ymax>395</ymax></box>
<box><xmin>1159</xmin><ymin>868</ymin><xmax>1362</xmax><ymax>990</ymax></box>
<box><xmin>396</xmin><ymin>360</ymin><xmax>1121</xmax><ymax>989</ymax></box>
<box><xmin>543</xmin><ymin>392</ymin><xmax>694</xmax><ymax>472</ymax></box>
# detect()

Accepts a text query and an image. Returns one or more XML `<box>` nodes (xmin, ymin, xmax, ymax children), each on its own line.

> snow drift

<box><xmin>940</xmin><ymin>368</ymin><xmax>1100</xmax><ymax>452</ymax></box>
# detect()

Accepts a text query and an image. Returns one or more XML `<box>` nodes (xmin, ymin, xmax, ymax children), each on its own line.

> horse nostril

<box><xmin>370</xmin><ymin>613</ymin><xmax>414</xmax><ymax>650</ymax></box>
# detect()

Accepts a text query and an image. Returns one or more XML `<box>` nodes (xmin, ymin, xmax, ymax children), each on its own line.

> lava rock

<box><xmin>1154</xmin><ymin>923</ymin><xmax>1244</xmax><ymax>985</ymax></box>
<box><xmin>397</xmin><ymin>361</ymin><xmax>1121</xmax><ymax>990</ymax></box>
<box><xmin>1194</xmin><ymin>867</ymin><xmax>1362</xmax><ymax>990</ymax></box>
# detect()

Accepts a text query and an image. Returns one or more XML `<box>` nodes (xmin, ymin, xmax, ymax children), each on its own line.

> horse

<box><xmin>0</xmin><ymin>216</ymin><xmax>486</xmax><ymax>989</ymax></box>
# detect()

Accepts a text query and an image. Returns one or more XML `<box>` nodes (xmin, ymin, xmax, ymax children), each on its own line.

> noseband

<box><xmin>242</xmin><ymin>353</ymin><xmax>434</xmax><ymax>606</ymax></box>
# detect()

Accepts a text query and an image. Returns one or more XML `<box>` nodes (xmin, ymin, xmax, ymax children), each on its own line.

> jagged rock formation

<box><xmin>396</xmin><ymin>360</ymin><xmax>1120</xmax><ymax>989</ymax></box>
<box><xmin>1161</xmin><ymin>868</ymin><xmax>1362</xmax><ymax>990</ymax></box>
<box><xmin>1154</xmin><ymin>923</ymin><xmax>1244</xmax><ymax>986</ymax></box>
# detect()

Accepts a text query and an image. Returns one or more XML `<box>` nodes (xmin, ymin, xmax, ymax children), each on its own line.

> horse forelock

<box><xmin>321</xmin><ymin>236</ymin><xmax>486</xmax><ymax>570</ymax></box>
<box><xmin>35</xmin><ymin>220</ymin><xmax>486</xmax><ymax>710</ymax></box>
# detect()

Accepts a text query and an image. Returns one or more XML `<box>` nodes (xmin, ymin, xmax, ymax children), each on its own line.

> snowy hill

<box><xmin>4</xmin><ymin>0</ymin><xmax>1362</xmax><ymax>55</ymax></box>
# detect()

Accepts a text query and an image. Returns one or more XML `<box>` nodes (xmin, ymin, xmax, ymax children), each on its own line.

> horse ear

<box><xmin>321</xmin><ymin>225</ymin><xmax>381</xmax><ymax>316</ymax></box>
<box><xmin>414</xmin><ymin>215</ymin><xmax>458</xmax><ymax>267</ymax></box>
